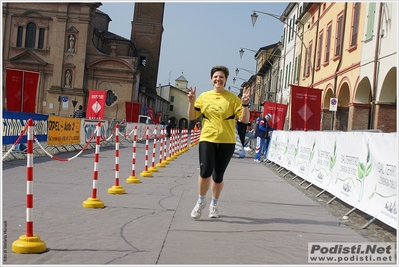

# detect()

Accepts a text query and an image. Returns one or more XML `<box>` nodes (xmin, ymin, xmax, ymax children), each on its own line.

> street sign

<box><xmin>329</xmin><ymin>98</ymin><xmax>338</xmax><ymax>111</ymax></box>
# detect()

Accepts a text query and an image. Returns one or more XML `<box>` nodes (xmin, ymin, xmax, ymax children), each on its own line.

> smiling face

<box><xmin>210</xmin><ymin>66</ymin><xmax>229</xmax><ymax>89</ymax></box>
<box><xmin>211</xmin><ymin>70</ymin><xmax>227</xmax><ymax>89</ymax></box>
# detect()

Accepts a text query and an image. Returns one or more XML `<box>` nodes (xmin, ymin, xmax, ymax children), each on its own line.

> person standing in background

<box><xmin>73</xmin><ymin>105</ymin><xmax>86</xmax><ymax>118</ymax></box>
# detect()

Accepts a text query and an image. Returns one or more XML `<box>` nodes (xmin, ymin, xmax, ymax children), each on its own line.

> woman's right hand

<box><xmin>188</xmin><ymin>86</ymin><xmax>196</xmax><ymax>104</ymax></box>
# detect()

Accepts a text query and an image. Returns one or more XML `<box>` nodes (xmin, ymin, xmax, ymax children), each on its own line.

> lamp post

<box><xmin>235</xmin><ymin>67</ymin><xmax>256</xmax><ymax>76</ymax></box>
<box><xmin>233</xmin><ymin>77</ymin><xmax>248</xmax><ymax>85</ymax></box>
<box><xmin>250</xmin><ymin>10</ymin><xmax>310</xmax><ymax>78</ymax></box>
<box><xmin>239</xmin><ymin>47</ymin><xmax>282</xmax><ymax>60</ymax></box>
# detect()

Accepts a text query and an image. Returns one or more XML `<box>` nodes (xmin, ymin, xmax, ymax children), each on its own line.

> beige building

<box><xmin>2</xmin><ymin>2</ymin><xmax>167</xmax><ymax>122</ymax></box>
<box><xmin>157</xmin><ymin>73</ymin><xmax>190</xmax><ymax>129</ymax></box>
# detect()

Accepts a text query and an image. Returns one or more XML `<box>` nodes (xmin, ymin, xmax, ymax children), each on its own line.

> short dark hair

<box><xmin>210</xmin><ymin>66</ymin><xmax>229</xmax><ymax>78</ymax></box>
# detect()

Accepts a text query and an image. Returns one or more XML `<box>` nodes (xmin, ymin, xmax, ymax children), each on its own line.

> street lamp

<box><xmin>233</xmin><ymin>77</ymin><xmax>248</xmax><ymax>85</ymax></box>
<box><xmin>250</xmin><ymin>10</ymin><xmax>310</xmax><ymax>74</ymax></box>
<box><xmin>235</xmin><ymin>67</ymin><xmax>256</xmax><ymax>76</ymax></box>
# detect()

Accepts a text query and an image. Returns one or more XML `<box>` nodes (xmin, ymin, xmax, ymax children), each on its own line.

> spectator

<box><xmin>73</xmin><ymin>105</ymin><xmax>86</xmax><ymax>118</ymax></box>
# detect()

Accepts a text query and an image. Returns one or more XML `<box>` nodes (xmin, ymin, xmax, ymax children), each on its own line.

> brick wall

<box><xmin>375</xmin><ymin>104</ymin><xmax>397</xmax><ymax>133</ymax></box>
<box><xmin>348</xmin><ymin>103</ymin><xmax>370</xmax><ymax>131</ymax></box>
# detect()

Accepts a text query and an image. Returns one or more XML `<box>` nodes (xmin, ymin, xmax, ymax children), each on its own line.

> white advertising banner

<box><xmin>268</xmin><ymin>131</ymin><xmax>397</xmax><ymax>229</ymax></box>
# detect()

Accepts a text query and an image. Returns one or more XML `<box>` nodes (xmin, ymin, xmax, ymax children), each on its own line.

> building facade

<box><xmin>252</xmin><ymin>2</ymin><xmax>397</xmax><ymax>133</ymax></box>
<box><xmin>2</xmin><ymin>2</ymin><xmax>165</xmax><ymax>122</ymax></box>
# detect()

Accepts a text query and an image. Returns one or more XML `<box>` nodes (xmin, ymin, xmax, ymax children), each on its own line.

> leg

<box><xmin>254</xmin><ymin>136</ymin><xmax>261</xmax><ymax>160</ymax></box>
<box><xmin>191</xmin><ymin>141</ymin><xmax>215</xmax><ymax>219</ymax></box>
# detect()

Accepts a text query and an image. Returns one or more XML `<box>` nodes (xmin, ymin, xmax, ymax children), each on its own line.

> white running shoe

<box><xmin>254</xmin><ymin>159</ymin><xmax>260</xmax><ymax>163</ymax></box>
<box><xmin>209</xmin><ymin>204</ymin><xmax>219</xmax><ymax>218</ymax></box>
<box><xmin>191</xmin><ymin>201</ymin><xmax>207</xmax><ymax>219</ymax></box>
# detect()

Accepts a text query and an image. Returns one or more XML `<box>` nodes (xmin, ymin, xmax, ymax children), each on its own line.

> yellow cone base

<box><xmin>161</xmin><ymin>160</ymin><xmax>170</xmax><ymax>165</ymax></box>
<box><xmin>12</xmin><ymin>234</ymin><xmax>46</xmax><ymax>254</ymax></box>
<box><xmin>140</xmin><ymin>170</ymin><xmax>153</xmax><ymax>177</ymax></box>
<box><xmin>148</xmin><ymin>166</ymin><xmax>159</xmax><ymax>172</ymax></box>
<box><xmin>126</xmin><ymin>176</ymin><xmax>142</xmax><ymax>183</ymax></box>
<box><xmin>82</xmin><ymin>197</ymin><xmax>105</xmax><ymax>208</ymax></box>
<box><xmin>108</xmin><ymin>185</ymin><xmax>126</xmax><ymax>194</ymax></box>
<box><xmin>156</xmin><ymin>162</ymin><xmax>166</xmax><ymax>167</ymax></box>
<box><xmin>166</xmin><ymin>157</ymin><xmax>174</xmax><ymax>161</ymax></box>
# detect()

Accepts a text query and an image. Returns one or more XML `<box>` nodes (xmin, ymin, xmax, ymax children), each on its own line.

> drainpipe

<box><xmin>369</xmin><ymin>3</ymin><xmax>383</xmax><ymax>130</ymax></box>
<box><xmin>331</xmin><ymin>3</ymin><xmax>348</xmax><ymax>130</ymax></box>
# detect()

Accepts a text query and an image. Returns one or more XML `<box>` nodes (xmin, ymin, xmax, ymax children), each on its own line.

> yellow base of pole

<box><xmin>166</xmin><ymin>157</ymin><xmax>174</xmax><ymax>161</ymax></box>
<box><xmin>156</xmin><ymin>162</ymin><xmax>166</xmax><ymax>167</ymax></box>
<box><xmin>161</xmin><ymin>160</ymin><xmax>170</xmax><ymax>165</ymax></box>
<box><xmin>82</xmin><ymin>197</ymin><xmax>105</xmax><ymax>208</ymax></box>
<box><xmin>148</xmin><ymin>166</ymin><xmax>159</xmax><ymax>172</ymax></box>
<box><xmin>108</xmin><ymin>185</ymin><xmax>126</xmax><ymax>194</ymax></box>
<box><xmin>12</xmin><ymin>234</ymin><xmax>46</xmax><ymax>254</ymax></box>
<box><xmin>126</xmin><ymin>176</ymin><xmax>142</xmax><ymax>183</ymax></box>
<box><xmin>140</xmin><ymin>170</ymin><xmax>153</xmax><ymax>177</ymax></box>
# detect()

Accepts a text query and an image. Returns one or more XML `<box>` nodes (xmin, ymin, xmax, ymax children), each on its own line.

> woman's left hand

<box><xmin>241</xmin><ymin>86</ymin><xmax>250</xmax><ymax>105</ymax></box>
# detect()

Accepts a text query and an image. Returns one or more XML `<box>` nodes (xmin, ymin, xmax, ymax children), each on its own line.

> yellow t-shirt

<box><xmin>194</xmin><ymin>90</ymin><xmax>243</xmax><ymax>143</ymax></box>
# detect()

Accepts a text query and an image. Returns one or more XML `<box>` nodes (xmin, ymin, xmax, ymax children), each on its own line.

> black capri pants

<box><xmin>198</xmin><ymin>141</ymin><xmax>236</xmax><ymax>183</ymax></box>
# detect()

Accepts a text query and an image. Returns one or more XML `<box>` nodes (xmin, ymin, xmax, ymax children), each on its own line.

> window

<box><xmin>335</xmin><ymin>14</ymin><xmax>344</xmax><ymax>57</ymax></box>
<box><xmin>25</xmin><ymin>22</ymin><xmax>36</xmax><ymax>48</ymax></box>
<box><xmin>169</xmin><ymin>105</ymin><xmax>174</xmax><ymax>111</ymax></box>
<box><xmin>16</xmin><ymin>26</ymin><xmax>23</xmax><ymax>47</ymax></box>
<box><xmin>170</xmin><ymin>96</ymin><xmax>174</xmax><ymax>102</ymax></box>
<box><xmin>365</xmin><ymin>3</ymin><xmax>376</xmax><ymax>39</ymax></box>
<box><xmin>306</xmin><ymin>42</ymin><xmax>312</xmax><ymax>77</ymax></box>
<box><xmin>292</xmin><ymin>15</ymin><xmax>296</xmax><ymax>40</ymax></box>
<box><xmin>317</xmin><ymin>30</ymin><xmax>324</xmax><ymax>69</ymax></box>
<box><xmin>350</xmin><ymin>3</ymin><xmax>361</xmax><ymax>47</ymax></box>
<box><xmin>285</xmin><ymin>64</ymin><xmax>288</xmax><ymax>87</ymax></box>
<box><xmin>38</xmin><ymin>28</ymin><xmax>45</xmax><ymax>49</ymax></box>
<box><xmin>16</xmin><ymin>22</ymin><xmax>46</xmax><ymax>49</ymax></box>
<box><xmin>325</xmin><ymin>23</ymin><xmax>332</xmax><ymax>63</ymax></box>
<box><xmin>293</xmin><ymin>56</ymin><xmax>298</xmax><ymax>83</ymax></box>
<box><xmin>105</xmin><ymin>90</ymin><xmax>117</xmax><ymax>106</ymax></box>
<box><xmin>282</xmin><ymin>28</ymin><xmax>286</xmax><ymax>48</ymax></box>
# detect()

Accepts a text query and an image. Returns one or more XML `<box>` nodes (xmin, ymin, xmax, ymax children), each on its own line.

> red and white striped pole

<box><xmin>162</xmin><ymin>127</ymin><xmax>170</xmax><ymax>165</ymax></box>
<box><xmin>83</xmin><ymin>121</ymin><xmax>105</xmax><ymax>208</ymax></box>
<box><xmin>12</xmin><ymin>119</ymin><xmax>46</xmax><ymax>254</ymax></box>
<box><xmin>126</xmin><ymin>125</ymin><xmax>141</xmax><ymax>183</ymax></box>
<box><xmin>108</xmin><ymin>124</ymin><xmax>126</xmax><ymax>194</ymax></box>
<box><xmin>148</xmin><ymin>127</ymin><xmax>159</xmax><ymax>172</ymax></box>
<box><xmin>156</xmin><ymin>127</ymin><xmax>166</xmax><ymax>168</ymax></box>
<box><xmin>140</xmin><ymin>126</ymin><xmax>153</xmax><ymax>177</ymax></box>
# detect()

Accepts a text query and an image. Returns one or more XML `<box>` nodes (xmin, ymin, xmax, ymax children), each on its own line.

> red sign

<box><xmin>86</xmin><ymin>90</ymin><xmax>107</xmax><ymax>119</ymax></box>
<box><xmin>290</xmin><ymin>85</ymin><xmax>322</xmax><ymax>131</ymax></box>
<box><xmin>263</xmin><ymin>101</ymin><xmax>288</xmax><ymax>130</ymax></box>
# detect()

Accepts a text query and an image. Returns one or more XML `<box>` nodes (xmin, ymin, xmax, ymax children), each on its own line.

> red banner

<box><xmin>263</xmin><ymin>101</ymin><xmax>288</xmax><ymax>130</ymax></box>
<box><xmin>125</xmin><ymin>102</ymin><xmax>141</xmax><ymax>122</ymax></box>
<box><xmin>5</xmin><ymin>69</ymin><xmax>39</xmax><ymax>113</ymax></box>
<box><xmin>23</xmin><ymin>71</ymin><xmax>40</xmax><ymax>113</ymax></box>
<box><xmin>290</xmin><ymin>85</ymin><xmax>322</xmax><ymax>131</ymax></box>
<box><xmin>86</xmin><ymin>90</ymin><xmax>107</xmax><ymax>119</ymax></box>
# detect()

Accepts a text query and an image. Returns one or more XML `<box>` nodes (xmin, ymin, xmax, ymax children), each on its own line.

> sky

<box><xmin>99</xmin><ymin>1</ymin><xmax>289</xmax><ymax>95</ymax></box>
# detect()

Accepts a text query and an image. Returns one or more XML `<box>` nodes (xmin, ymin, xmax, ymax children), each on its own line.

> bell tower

<box><xmin>131</xmin><ymin>3</ymin><xmax>164</xmax><ymax>94</ymax></box>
